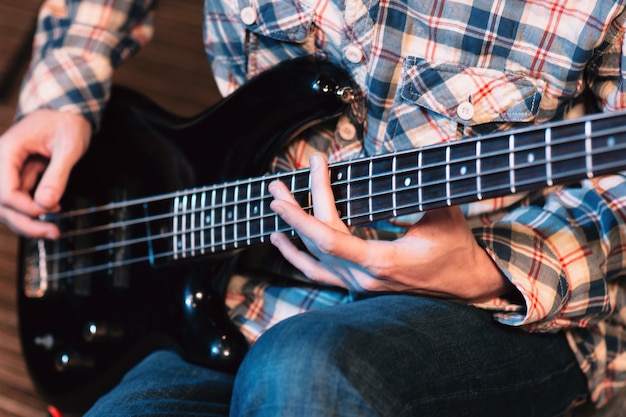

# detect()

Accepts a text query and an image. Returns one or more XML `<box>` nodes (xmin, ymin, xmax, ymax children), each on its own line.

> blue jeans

<box><xmin>85</xmin><ymin>295</ymin><xmax>589</xmax><ymax>417</ymax></box>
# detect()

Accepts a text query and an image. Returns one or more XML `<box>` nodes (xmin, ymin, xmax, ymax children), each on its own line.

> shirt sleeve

<box><xmin>471</xmin><ymin>11</ymin><xmax>626</xmax><ymax>333</ymax></box>
<box><xmin>472</xmin><ymin>175</ymin><xmax>626</xmax><ymax>332</ymax></box>
<box><xmin>16</xmin><ymin>0</ymin><xmax>156</xmax><ymax>129</ymax></box>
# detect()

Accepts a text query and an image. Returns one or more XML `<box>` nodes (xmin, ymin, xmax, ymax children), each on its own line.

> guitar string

<box><xmin>49</xmin><ymin>124</ymin><xmax>626</xmax><ymax>244</ymax></box>
<box><xmin>29</xmin><ymin>124</ymin><xmax>626</xmax><ymax>281</ymax></box>
<box><xmin>43</xmin><ymin>140</ymin><xmax>626</xmax><ymax>263</ymax></box>
<box><xmin>33</xmin><ymin>153</ymin><xmax>626</xmax><ymax>283</ymax></box>
<box><xmin>47</xmin><ymin>118</ymin><xmax>626</xmax><ymax>222</ymax></box>
<box><xmin>34</xmin><ymin>140</ymin><xmax>626</xmax><ymax>270</ymax></box>
<box><xmin>32</xmin><ymin>128</ymin><xmax>626</xmax><ymax>274</ymax></box>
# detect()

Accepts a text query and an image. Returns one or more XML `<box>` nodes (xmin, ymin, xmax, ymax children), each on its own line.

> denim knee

<box><xmin>231</xmin><ymin>309</ymin><xmax>381</xmax><ymax>417</ymax></box>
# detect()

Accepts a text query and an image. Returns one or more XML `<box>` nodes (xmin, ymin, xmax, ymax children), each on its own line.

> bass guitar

<box><xmin>18</xmin><ymin>57</ymin><xmax>626</xmax><ymax>413</ymax></box>
<box><xmin>18</xmin><ymin>57</ymin><xmax>357</xmax><ymax>413</ymax></box>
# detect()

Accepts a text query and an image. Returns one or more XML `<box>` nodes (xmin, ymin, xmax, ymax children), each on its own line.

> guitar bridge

<box><xmin>21</xmin><ymin>191</ymin><xmax>133</xmax><ymax>299</ymax></box>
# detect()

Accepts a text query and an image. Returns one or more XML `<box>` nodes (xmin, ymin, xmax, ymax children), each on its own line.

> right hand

<box><xmin>0</xmin><ymin>110</ymin><xmax>91</xmax><ymax>238</ymax></box>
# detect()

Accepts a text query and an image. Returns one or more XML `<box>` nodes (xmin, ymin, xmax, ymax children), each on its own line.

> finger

<box><xmin>269</xmin><ymin>232</ymin><xmax>348</xmax><ymax>288</ymax></box>
<box><xmin>268</xmin><ymin>179</ymin><xmax>300</xmax><ymax>206</ymax></box>
<box><xmin>33</xmin><ymin>137</ymin><xmax>84</xmax><ymax>210</ymax></box>
<box><xmin>0</xmin><ymin>150</ymin><xmax>46</xmax><ymax>218</ymax></box>
<box><xmin>308</xmin><ymin>153</ymin><xmax>339</xmax><ymax>222</ymax></box>
<box><xmin>20</xmin><ymin>157</ymin><xmax>48</xmax><ymax>193</ymax></box>
<box><xmin>271</xmin><ymin>193</ymin><xmax>375</xmax><ymax>267</ymax></box>
<box><xmin>0</xmin><ymin>206</ymin><xmax>60</xmax><ymax>239</ymax></box>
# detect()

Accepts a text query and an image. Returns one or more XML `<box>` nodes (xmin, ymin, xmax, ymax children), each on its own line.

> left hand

<box><xmin>269</xmin><ymin>153</ymin><xmax>512</xmax><ymax>303</ymax></box>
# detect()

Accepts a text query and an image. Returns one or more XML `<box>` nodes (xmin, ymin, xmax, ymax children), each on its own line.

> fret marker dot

<box><xmin>404</xmin><ymin>177</ymin><xmax>412</xmax><ymax>187</ymax></box>
<box><xmin>205</xmin><ymin>215</ymin><xmax>211</xmax><ymax>223</ymax></box>
<box><xmin>337</xmin><ymin>171</ymin><xmax>343</xmax><ymax>180</ymax></box>
<box><xmin>253</xmin><ymin>206</ymin><xmax>259</xmax><ymax>214</ymax></box>
<box><xmin>460</xmin><ymin>166</ymin><xmax>467</xmax><ymax>175</ymax></box>
<box><xmin>608</xmin><ymin>136</ymin><xmax>616</xmax><ymax>147</ymax></box>
<box><xmin>227</xmin><ymin>211</ymin><xmax>233</xmax><ymax>220</ymax></box>
<box><xmin>527</xmin><ymin>153</ymin><xmax>535</xmax><ymax>163</ymax></box>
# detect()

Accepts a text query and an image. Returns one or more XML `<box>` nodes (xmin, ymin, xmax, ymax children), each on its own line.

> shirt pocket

<box><xmin>400</xmin><ymin>56</ymin><xmax>545</xmax><ymax>126</ymax></box>
<box><xmin>238</xmin><ymin>0</ymin><xmax>313</xmax><ymax>43</ymax></box>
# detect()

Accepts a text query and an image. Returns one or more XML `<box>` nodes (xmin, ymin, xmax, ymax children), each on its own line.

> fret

<box><xmin>182</xmin><ymin>194</ymin><xmax>189</xmax><ymax>257</ymax></box>
<box><xmin>221</xmin><ymin>187</ymin><xmax>227</xmax><ymax>251</ymax></box>
<box><xmin>476</xmin><ymin>140</ymin><xmax>482</xmax><ymax>200</ymax></box>
<box><xmin>585</xmin><ymin>120</ymin><xmax>593</xmax><ymax>178</ymax></box>
<box><xmin>346</xmin><ymin>164</ymin><xmax>353</xmax><ymax>225</ymax></box>
<box><xmin>304</xmin><ymin>173</ymin><xmax>312</xmax><ymax>215</ymax></box>
<box><xmin>418</xmin><ymin>151</ymin><xmax>423</xmax><ymax>211</ymax></box>
<box><xmin>245</xmin><ymin>182</ymin><xmax>251</xmax><ymax>246</ymax></box>
<box><xmin>445</xmin><ymin>147</ymin><xmax>451</xmax><ymax>206</ymax></box>
<box><xmin>210</xmin><ymin>189</ymin><xmax>216</xmax><ymax>253</ymax></box>
<box><xmin>200</xmin><ymin>191</ymin><xmax>206</xmax><ymax>255</ymax></box>
<box><xmin>172</xmin><ymin>195</ymin><xmax>180</xmax><ymax>260</ymax></box>
<box><xmin>545</xmin><ymin>127</ymin><xmax>553</xmax><ymax>186</ymax></box>
<box><xmin>368</xmin><ymin>160</ymin><xmax>373</xmax><ymax>221</ymax></box>
<box><xmin>183</xmin><ymin>194</ymin><xmax>190</xmax><ymax>257</ymax></box>
<box><xmin>274</xmin><ymin>189</ymin><xmax>279</xmax><ymax>235</ymax></box>
<box><xmin>291</xmin><ymin>173</ymin><xmax>300</xmax><ymax>237</ymax></box>
<box><xmin>509</xmin><ymin>134</ymin><xmax>516</xmax><ymax>193</ymax></box>
<box><xmin>260</xmin><ymin>179</ymin><xmax>266</xmax><ymax>242</ymax></box>
<box><xmin>392</xmin><ymin>155</ymin><xmax>398</xmax><ymax>216</ymax></box>
<box><xmin>180</xmin><ymin>195</ymin><xmax>188</xmax><ymax>258</ymax></box>
<box><xmin>232</xmin><ymin>185</ymin><xmax>239</xmax><ymax>248</ymax></box>
<box><xmin>190</xmin><ymin>193</ymin><xmax>196</xmax><ymax>256</ymax></box>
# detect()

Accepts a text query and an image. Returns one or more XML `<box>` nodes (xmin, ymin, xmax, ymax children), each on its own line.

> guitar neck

<box><xmin>150</xmin><ymin>109</ymin><xmax>626</xmax><ymax>262</ymax></box>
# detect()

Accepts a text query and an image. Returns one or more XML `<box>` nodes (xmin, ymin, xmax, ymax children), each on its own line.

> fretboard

<box><xmin>155</xmin><ymin>110</ymin><xmax>626</xmax><ymax>262</ymax></box>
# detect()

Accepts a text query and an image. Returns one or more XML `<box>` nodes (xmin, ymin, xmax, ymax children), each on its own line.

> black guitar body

<box><xmin>17</xmin><ymin>57</ymin><xmax>355</xmax><ymax>413</ymax></box>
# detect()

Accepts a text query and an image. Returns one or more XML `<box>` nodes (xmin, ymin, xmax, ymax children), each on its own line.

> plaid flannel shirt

<box><xmin>18</xmin><ymin>0</ymin><xmax>626</xmax><ymax>407</ymax></box>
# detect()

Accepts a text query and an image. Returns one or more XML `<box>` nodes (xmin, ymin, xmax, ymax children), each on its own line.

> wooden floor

<box><xmin>0</xmin><ymin>1</ymin><xmax>624</xmax><ymax>416</ymax></box>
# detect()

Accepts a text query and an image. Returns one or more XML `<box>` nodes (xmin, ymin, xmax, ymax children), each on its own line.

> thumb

<box><xmin>33</xmin><ymin>155</ymin><xmax>72</xmax><ymax>211</ymax></box>
<box><xmin>33</xmin><ymin>121</ymin><xmax>91</xmax><ymax>210</ymax></box>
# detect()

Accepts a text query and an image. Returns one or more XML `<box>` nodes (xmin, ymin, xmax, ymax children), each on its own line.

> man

<box><xmin>1</xmin><ymin>0</ymin><xmax>625</xmax><ymax>415</ymax></box>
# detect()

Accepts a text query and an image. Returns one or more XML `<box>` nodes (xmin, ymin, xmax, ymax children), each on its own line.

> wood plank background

<box><xmin>0</xmin><ymin>0</ymin><xmax>624</xmax><ymax>416</ymax></box>
<box><xmin>0</xmin><ymin>1</ymin><xmax>217</xmax><ymax>415</ymax></box>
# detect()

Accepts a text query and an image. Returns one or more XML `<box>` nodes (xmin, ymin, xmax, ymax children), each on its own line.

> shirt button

<box><xmin>344</xmin><ymin>45</ymin><xmax>363</xmax><ymax>63</ymax></box>
<box><xmin>457</xmin><ymin>101</ymin><xmax>475</xmax><ymax>121</ymax></box>
<box><xmin>240</xmin><ymin>7</ymin><xmax>258</xmax><ymax>25</ymax></box>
